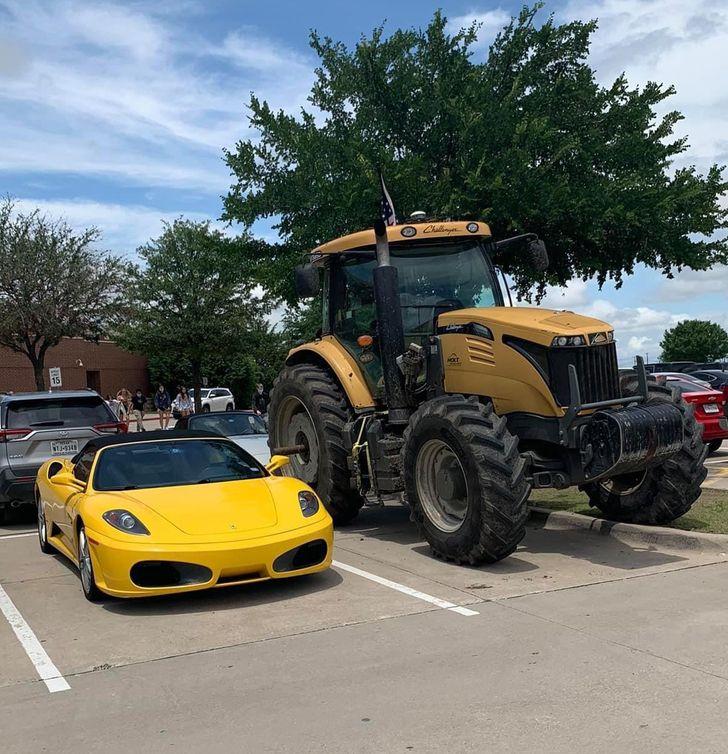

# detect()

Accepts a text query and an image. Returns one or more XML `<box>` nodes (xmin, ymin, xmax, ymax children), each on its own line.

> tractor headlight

<box><xmin>298</xmin><ymin>490</ymin><xmax>319</xmax><ymax>517</ymax></box>
<box><xmin>102</xmin><ymin>509</ymin><xmax>149</xmax><ymax>535</ymax></box>
<box><xmin>551</xmin><ymin>335</ymin><xmax>586</xmax><ymax>347</ymax></box>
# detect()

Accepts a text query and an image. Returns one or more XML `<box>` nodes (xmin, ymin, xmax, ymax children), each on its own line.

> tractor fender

<box><xmin>286</xmin><ymin>336</ymin><xmax>376</xmax><ymax>410</ymax></box>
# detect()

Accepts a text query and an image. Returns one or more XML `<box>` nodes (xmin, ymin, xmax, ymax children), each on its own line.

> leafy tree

<box><xmin>0</xmin><ymin>198</ymin><xmax>123</xmax><ymax>390</ymax></box>
<box><xmin>116</xmin><ymin>219</ymin><xmax>267</xmax><ymax>413</ymax></box>
<box><xmin>223</xmin><ymin>6</ymin><xmax>727</xmax><ymax>302</ymax></box>
<box><xmin>660</xmin><ymin>320</ymin><xmax>728</xmax><ymax>363</ymax></box>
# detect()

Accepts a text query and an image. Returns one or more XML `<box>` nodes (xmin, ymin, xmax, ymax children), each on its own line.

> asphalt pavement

<box><xmin>2</xmin><ymin>501</ymin><xmax>728</xmax><ymax>752</ymax></box>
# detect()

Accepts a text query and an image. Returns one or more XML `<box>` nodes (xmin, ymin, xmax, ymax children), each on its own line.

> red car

<box><xmin>655</xmin><ymin>374</ymin><xmax>728</xmax><ymax>455</ymax></box>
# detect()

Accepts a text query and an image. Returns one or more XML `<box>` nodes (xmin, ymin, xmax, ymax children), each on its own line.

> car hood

<box><xmin>100</xmin><ymin>478</ymin><xmax>279</xmax><ymax>537</ymax></box>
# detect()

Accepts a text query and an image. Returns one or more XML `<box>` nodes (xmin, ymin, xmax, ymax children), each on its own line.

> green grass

<box><xmin>530</xmin><ymin>487</ymin><xmax>728</xmax><ymax>535</ymax></box>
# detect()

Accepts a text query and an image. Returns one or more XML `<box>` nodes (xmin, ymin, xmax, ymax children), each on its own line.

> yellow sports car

<box><xmin>35</xmin><ymin>430</ymin><xmax>333</xmax><ymax>600</ymax></box>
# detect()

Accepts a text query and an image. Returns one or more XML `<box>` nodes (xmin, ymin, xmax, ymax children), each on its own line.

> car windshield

<box><xmin>93</xmin><ymin>439</ymin><xmax>265</xmax><ymax>491</ymax></box>
<box><xmin>188</xmin><ymin>414</ymin><xmax>267</xmax><ymax>436</ymax></box>
<box><xmin>667</xmin><ymin>379</ymin><xmax>712</xmax><ymax>394</ymax></box>
<box><xmin>6</xmin><ymin>396</ymin><xmax>113</xmax><ymax>428</ymax></box>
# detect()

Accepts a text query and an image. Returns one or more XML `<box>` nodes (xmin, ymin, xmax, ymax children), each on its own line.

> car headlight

<box><xmin>102</xmin><ymin>509</ymin><xmax>149</xmax><ymax>535</ymax></box>
<box><xmin>551</xmin><ymin>335</ymin><xmax>586</xmax><ymax>347</ymax></box>
<box><xmin>298</xmin><ymin>490</ymin><xmax>319</xmax><ymax>517</ymax></box>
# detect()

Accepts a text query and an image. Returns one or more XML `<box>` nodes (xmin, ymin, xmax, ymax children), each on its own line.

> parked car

<box><xmin>35</xmin><ymin>430</ymin><xmax>332</xmax><ymax>600</ymax></box>
<box><xmin>654</xmin><ymin>374</ymin><xmax>728</xmax><ymax>455</ymax></box>
<box><xmin>686</xmin><ymin>369</ymin><xmax>728</xmax><ymax>406</ymax></box>
<box><xmin>0</xmin><ymin>390</ymin><xmax>126</xmax><ymax>522</ymax></box>
<box><xmin>175</xmin><ymin>410</ymin><xmax>269</xmax><ymax>463</ymax></box>
<box><xmin>188</xmin><ymin>387</ymin><xmax>235</xmax><ymax>413</ymax></box>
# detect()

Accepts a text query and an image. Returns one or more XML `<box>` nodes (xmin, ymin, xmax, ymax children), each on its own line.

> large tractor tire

<box><xmin>401</xmin><ymin>395</ymin><xmax>530</xmax><ymax>565</ymax></box>
<box><xmin>268</xmin><ymin>363</ymin><xmax>364</xmax><ymax>524</ymax></box>
<box><xmin>582</xmin><ymin>373</ymin><xmax>707</xmax><ymax>524</ymax></box>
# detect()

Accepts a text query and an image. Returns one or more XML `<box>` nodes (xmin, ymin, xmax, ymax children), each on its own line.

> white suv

<box><xmin>190</xmin><ymin>387</ymin><xmax>235</xmax><ymax>413</ymax></box>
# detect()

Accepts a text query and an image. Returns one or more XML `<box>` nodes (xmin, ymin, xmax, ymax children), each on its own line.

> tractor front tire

<box><xmin>402</xmin><ymin>395</ymin><xmax>530</xmax><ymax>565</ymax></box>
<box><xmin>582</xmin><ymin>376</ymin><xmax>707</xmax><ymax>524</ymax></box>
<box><xmin>268</xmin><ymin>363</ymin><xmax>364</xmax><ymax>525</ymax></box>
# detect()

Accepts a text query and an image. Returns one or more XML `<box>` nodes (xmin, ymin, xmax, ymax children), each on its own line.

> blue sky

<box><xmin>1</xmin><ymin>0</ymin><xmax>726</xmax><ymax>364</ymax></box>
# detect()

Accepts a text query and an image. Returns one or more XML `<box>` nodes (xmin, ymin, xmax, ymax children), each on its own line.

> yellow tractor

<box><xmin>269</xmin><ymin>218</ymin><xmax>707</xmax><ymax>564</ymax></box>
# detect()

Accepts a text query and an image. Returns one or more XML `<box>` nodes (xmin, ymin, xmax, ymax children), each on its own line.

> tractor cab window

<box><xmin>332</xmin><ymin>240</ymin><xmax>500</xmax><ymax>392</ymax></box>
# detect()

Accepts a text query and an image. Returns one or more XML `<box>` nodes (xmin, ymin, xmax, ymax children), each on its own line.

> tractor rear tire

<box><xmin>268</xmin><ymin>363</ymin><xmax>364</xmax><ymax>525</ymax></box>
<box><xmin>582</xmin><ymin>375</ymin><xmax>707</xmax><ymax>524</ymax></box>
<box><xmin>402</xmin><ymin>395</ymin><xmax>530</xmax><ymax>565</ymax></box>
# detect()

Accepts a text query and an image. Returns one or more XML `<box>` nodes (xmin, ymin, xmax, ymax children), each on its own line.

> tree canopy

<box><xmin>0</xmin><ymin>198</ymin><xmax>123</xmax><ymax>390</ymax></box>
<box><xmin>660</xmin><ymin>320</ymin><xmax>728</xmax><ymax>363</ymax></box>
<box><xmin>115</xmin><ymin>219</ymin><xmax>271</xmax><ymax>411</ymax></box>
<box><xmin>223</xmin><ymin>5</ymin><xmax>727</xmax><ymax>302</ymax></box>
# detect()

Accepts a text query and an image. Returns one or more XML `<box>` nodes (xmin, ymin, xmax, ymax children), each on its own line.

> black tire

<box><xmin>708</xmin><ymin>439</ymin><xmax>723</xmax><ymax>455</ymax></box>
<box><xmin>268</xmin><ymin>363</ymin><xmax>364</xmax><ymax>524</ymax></box>
<box><xmin>202</xmin><ymin>405</ymin><xmax>211</xmax><ymax>413</ymax></box>
<box><xmin>225</xmin><ymin>403</ymin><xmax>234</xmax><ymax>412</ymax></box>
<box><xmin>402</xmin><ymin>395</ymin><xmax>530</xmax><ymax>565</ymax></box>
<box><xmin>77</xmin><ymin>524</ymin><xmax>102</xmax><ymax>602</ymax></box>
<box><xmin>582</xmin><ymin>375</ymin><xmax>707</xmax><ymax>524</ymax></box>
<box><xmin>36</xmin><ymin>488</ymin><xmax>53</xmax><ymax>554</ymax></box>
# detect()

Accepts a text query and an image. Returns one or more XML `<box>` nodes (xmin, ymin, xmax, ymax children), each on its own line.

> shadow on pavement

<box><xmin>339</xmin><ymin>501</ymin><xmax>687</xmax><ymax>572</ymax></box>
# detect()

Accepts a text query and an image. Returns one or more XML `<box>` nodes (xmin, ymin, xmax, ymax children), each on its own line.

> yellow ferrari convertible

<box><xmin>34</xmin><ymin>430</ymin><xmax>333</xmax><ymax>600</ymax></box>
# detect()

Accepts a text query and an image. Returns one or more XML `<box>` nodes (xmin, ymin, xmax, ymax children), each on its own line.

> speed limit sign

<box><xmin>49</xmin><ymin>367</ymin><xmax>62</xmax><ymax>388</ymax></box>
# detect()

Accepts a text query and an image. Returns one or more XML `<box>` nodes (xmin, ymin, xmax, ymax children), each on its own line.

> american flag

<box><xmin>379</xmin><ymin>170</ymin><xmax>398</xmax><ymax>226</ymax></box>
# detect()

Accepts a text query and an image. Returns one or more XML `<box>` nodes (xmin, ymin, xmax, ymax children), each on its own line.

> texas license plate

<box><xmin>704</xmin><ymin>404</ymin><xmax>720</xmax><ymax>414</ymax></box>
<box><xmin>51</xmin><ymin>440</ymin><xmax>79</xmax><ymax>455</ymax></box>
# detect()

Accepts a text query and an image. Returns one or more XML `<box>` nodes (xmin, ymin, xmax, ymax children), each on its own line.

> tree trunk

<box><xmin>27</xmin><ymin>348</ymin><xmax>46</xmax><ymax>391</ymax></box>
<box><xmin>191</xmin><ymin>360</ymin><xmax>203</xmax><ymax>413</ymax></box>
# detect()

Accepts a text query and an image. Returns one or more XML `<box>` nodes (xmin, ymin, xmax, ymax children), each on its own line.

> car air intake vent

<box><xmin>547</xmin><ymin>342</ymin><xmax>620</xmax><ymax>406</ymax></box>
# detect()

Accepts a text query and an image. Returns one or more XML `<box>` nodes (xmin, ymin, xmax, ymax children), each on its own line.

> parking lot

<box><xmin>4</xmin><ymin>481</ymin><xmax>728</xmax><ymax>753</ymax></box>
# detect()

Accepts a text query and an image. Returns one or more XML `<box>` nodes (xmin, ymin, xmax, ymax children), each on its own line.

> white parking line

<box><xmin>0</xmin><ymin>532</ymin><xmax>36</xmax><ymax>540</ymax></box>
<box><xmin>0</xmin><ymin>584</ymin><xmax>70</xmax><ymax>692</ymax></box>
<box><xmin>333</xmin><ymin>560</ymin><xmax>479</xmax><ymax>617</ymax></box>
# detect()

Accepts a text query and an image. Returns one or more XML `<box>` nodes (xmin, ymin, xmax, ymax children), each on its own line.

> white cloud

<box><xmin>11</xmin><ymin>197</ymin><xmax>215</xmax><ymax>257</ymax></box>
<box><xmin>656</xmin><ymin>265</ymin><xmax>728</xmax><ymax>301</ymax></box>
<box><xmin>539</xmin><ymin>279</ymin><xmax>591</xmax><ymax>309</ymax></box>
<box><xmin>0</xmin><ymin>0</ymin><xmax>314</xmax><ymax>191</ymax></box>
<box><xmin>446</xmin><ymin>8</ymin><xmax>511</xmax><ymax>49</ymax></box>
<box><xmin>561</xmin><ymin>0</ymin><xmax>728</xmax><ymax>169</ymax></box>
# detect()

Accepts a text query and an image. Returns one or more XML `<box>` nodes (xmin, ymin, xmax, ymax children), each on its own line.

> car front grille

<box><xmin>547</xmin><ymin>342</ymin><xmax>620</xmax><ymax>406</ymax></box>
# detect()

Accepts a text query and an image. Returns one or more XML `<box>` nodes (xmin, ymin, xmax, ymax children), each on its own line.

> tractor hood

<box><xmin>438</xmin><ymin>307</ymin><xmax>614</xmax><ymax>347</ymax></box>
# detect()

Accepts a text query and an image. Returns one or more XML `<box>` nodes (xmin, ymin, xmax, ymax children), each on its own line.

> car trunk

<box><xmin>3</xmin><ymin>396</ymin><xmax>116</xmax><ymax>473</ymax></box>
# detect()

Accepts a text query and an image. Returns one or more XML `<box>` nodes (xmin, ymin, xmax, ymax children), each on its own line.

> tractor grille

<box><xmin>547</xmin><ymin>342</ymin><xmax>620</xmax><ymax>406</ymax></box>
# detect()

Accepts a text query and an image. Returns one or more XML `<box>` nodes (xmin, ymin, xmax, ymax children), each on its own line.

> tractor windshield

<box><xmin>331</xmin><ymin>240</ymin><xmax>500</xmax><ymax>389</ymax></box>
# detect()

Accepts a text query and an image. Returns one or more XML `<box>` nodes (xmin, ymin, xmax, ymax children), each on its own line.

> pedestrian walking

<box><xmin>154</xmin><ymin>384</ymin><xmax>172</xmax><ymax>429</ymax></box>
<box><xmin>251</xmin><ymin>382</ymin><xmax>269</xmax><ymax>425</ymax></box>
<box><xmin>116</xmin><ymin>387</ymin><xmax>131</xmax><ymax>423</ymax></box>
<box><xmin>131</xmin><ymin>388</ymin><xmax>147</xmax><ymax>432</ymax></box>
<box><xmin>174</xmin><ymin>386</ymin><xmax>194</xmax><ymax>417</ymax></box>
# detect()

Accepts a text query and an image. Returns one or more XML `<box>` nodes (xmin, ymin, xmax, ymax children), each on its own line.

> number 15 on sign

<box><xmin>49</xmin><ymin>367</ymin><xmax>62</xmax><ymax>388</ymax></box>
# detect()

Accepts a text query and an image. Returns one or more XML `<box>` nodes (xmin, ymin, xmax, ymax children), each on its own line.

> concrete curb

<box><xmin>528</xmin><ymin>506</ymin><xmax>728</xmax><ymax>554</ymax></box>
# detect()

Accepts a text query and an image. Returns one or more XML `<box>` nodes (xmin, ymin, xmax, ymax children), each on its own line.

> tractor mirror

<box><xmin>528</xmin><ymin>239</ymin><xmax>549</xmax><ymax>272</ymax></box>
<box><xmin>294</xmin><ymin>264</ymin><xmax>319</xmax><ymax>298</ymax></box>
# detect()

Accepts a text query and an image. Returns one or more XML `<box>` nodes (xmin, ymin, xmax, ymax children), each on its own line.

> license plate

<box><xmin>51</xmin><ymin>440</ymin><xmax>79</xmax><ymax>455</ymax></box>
<box><xmin>704</xmin><ymin>404</ymin><xmax>721</xmax><ymax>414</ymax></box>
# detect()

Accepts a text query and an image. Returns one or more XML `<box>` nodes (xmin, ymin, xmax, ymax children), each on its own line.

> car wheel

<box><xmin>36</xmin><ymin>490</ymin><xmax>54</xmax><ymax>554</ymax></box>
<box><xmin>225</xmin><ymin>403</ymin><xmax>234</xmax><ymax>411</ymax></box>
<box><xmin>78</xmin><ymin>525</ymin><xmax>102</xmax><ymax>602</ymax></box>
<box><xmin>202</xmin><ymin>405</ymin><xmax>211</xmax><ymax>413</ymax></box>
<box><xmin>708</xmin><ymin>439</ymin><xmax>723</xmax><ymax>455</ymax></box>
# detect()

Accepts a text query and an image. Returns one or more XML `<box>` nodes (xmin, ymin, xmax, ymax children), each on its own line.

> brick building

<box><xmin>0</xmin><ymin>338</ymin><xmax>150</xmax><ymax>396</ymax></box>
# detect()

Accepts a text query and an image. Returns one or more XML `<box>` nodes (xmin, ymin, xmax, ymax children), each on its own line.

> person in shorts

<box><xmin>131</xmin><ymin>389</ymin><xmax>147</xmax><ymax>432</ymax></box>
<box><xmin>174</xmin><ymin>386</ymin><xmax>194</xmax><ymax>417</ymax></box>
<box><xmin>154</xmin><ymin>384</ymin><xmax>172</xmax><ymax>429</ymax></box>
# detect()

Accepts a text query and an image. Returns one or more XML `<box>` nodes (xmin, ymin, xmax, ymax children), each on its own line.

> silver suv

<box><xmin>0</xmin><ymin>390</ymin><xmax>124</xmax><ymax>521</ymax></box>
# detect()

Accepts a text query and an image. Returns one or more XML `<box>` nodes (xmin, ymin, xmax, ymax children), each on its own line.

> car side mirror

<box><xmin>528</xmin><ymin>238</ymin><xmax>549</xmax><ymax>272</ymax></box>
<box><xmin>294</xmin><ymin>264</ymin><xmax>319</xmax><ymax>298</ymax></box>
<box><xmin>52</xmin><ymin>470</ymin><xmax>86</xmax><ymax>491</ymax></box>
<box><xmin>266</xmin><ymin>455</ymin><xmax>290</xmax><ymax>474</ymax></box>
